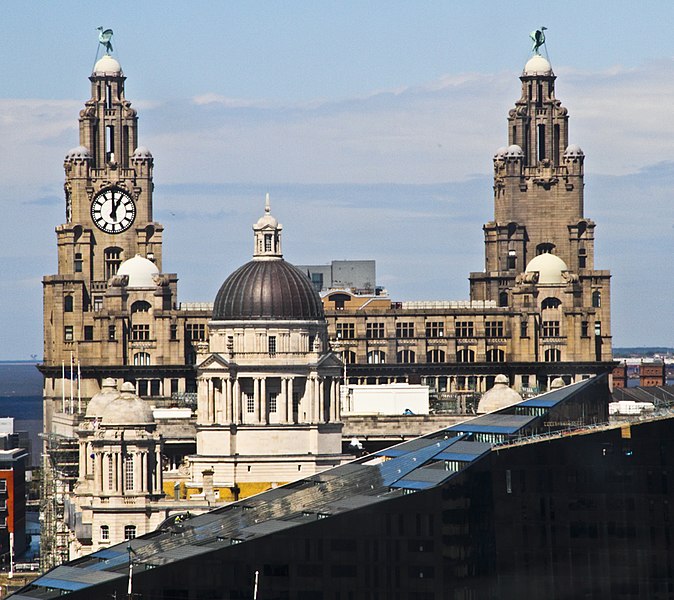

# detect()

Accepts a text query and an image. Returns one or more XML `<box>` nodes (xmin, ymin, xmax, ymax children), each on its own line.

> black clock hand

<box><xmin>110</xmin><ymin>197</ymin><xmax>121</xmax><ymax>221</ymax></box>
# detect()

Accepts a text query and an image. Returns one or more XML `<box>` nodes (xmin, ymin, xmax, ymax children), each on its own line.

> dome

<box><xmin>117</xmin><ymin>254</ymin><xmax>160</xmax><ymax>288</ymax></box>
<box><xmin>525</xmin><ymin>253</ymin><xmax>569</xmax><ymax>285</ymax></box>
<box><xmin>494</xmin><ymin>147</ymin><xmax>508</xmax><ymax>159</ymax></box>
<box><xmin>100</xmin><ymin>382</ymin><xmax>154</xmax><ymax>425</ymax></box>
<box><xmin>523</xmin><ymin>54</ymin><xmax>553</xmax><ymax>76</ymax></box>
<box><xmin>213</xmin><ymin>260</ymin><xmax>324</xmax><ymax>321</ymax></box>
<box><xmin>93</xmin><ymin>55</ymin><xmax>122</xmax><ymax>76</ymax></box>
<box><xmin>132</xmin><ymin>146</ymin><xmax>153</xmax><ymax>160</ymax></box>
<box><xmin>505</xmin><ymin>144</ymin><xmax>524</xmax><ymax>158</ymax></box>
<box><xmin>85</xmin><ymin>378</ymin><xmax>119</xmax><ymax>418</ymax></box>
<box><xmin>65</xmin><ymin>146</ymin><xmax>91</xmax><ymax>161</ymax></box>
<box><xmin>477</xmin><ymin>375</ymin><xmax>523</xmax><ymax>414</ymax></box>
<box><xmin>563</xmin><ymin>144</ymin><xmax>584</xmax><ymax>158</ymax></box>
<box><xmin>550</xmin><ymin>377</ymin><xmax>566</xmax><ymax>389</ymax></box>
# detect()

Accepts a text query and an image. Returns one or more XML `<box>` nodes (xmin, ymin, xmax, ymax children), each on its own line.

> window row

<box><xmin>358</xmin><ymin>321</ymin><xmax>506</xmax><ymax>340</ymax></box>
<box><xmin>100</xmin><ymin>524</ymin><xmax>135</xmax><ymax>541</ymax></box>
<box><xmin>357</xmin><ymin>348</ymin><xmax>508</xmax><ymax>364</ymax></box>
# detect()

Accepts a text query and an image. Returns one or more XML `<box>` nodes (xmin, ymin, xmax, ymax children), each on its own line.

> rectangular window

<box><xmin>74</xmin><ymin>252</ymin><xmax>83</xmax><ymax>273</ymax></box>
<box><xmin>269</xmin><ymin>393</ymin><xmax>278</xmax><ymax>413</ymax></box>
<box><xmin>366</xmin><ymin>322</ymin><xmax>385</xmax><ymax>339</ymax></box>
<box><xmin>84</xmin><ymin>325</ymin><xmax>94</xmax><ymax>341</ymax></box>
<box><xmin>170</xmin><ymin>324</ymin><xmax>178</xmax><ymax>340</ymax></box>
<box><xmin>581</xmin><ymin>321</ymin><xmax>589</xmax><ymax>337</ymax></box>
<box><xmin>264</xmin><ymin>234</ymin><xmax>273</xmax><ymax>252</ymax></box>
<box><xmin>520</xmin><ymin>321</ymin><xmax>528</xmax><ymax>338</ymax></box>
<box><xmin>336</xmin><ymin>322</ymin><xmax>355</xmax><ymax>339</ymax></box>
<box><xmin>0</xmin><ymin>481</ymin><xmax>6</xmax><ymax>493</ymax></box>
<box><xmin>124</xmin><ymin>455</ymin><xmax>134</xmax><ymax>491</ymax></box>
<box><xmin>395</xmin><ymin>322</ymin><xmax>414</xmax><ymax>338</ymax></box>
<box><xmin>131</xmin><ymin>324</ymin><xmax>150</xmax><ymax>341</ymax></box>
<box><xmin>64</xmin><ymin>325</ymin><xmax>74</xmax><ymax>342</ymax></box>
<box><xmin>268</xmin><ymin>336</ymin><xmax>276</xmax><ymax>356</ymax></box>
<box><xmin>507</xmin><ymin>250</ymin><xmax>517</xmax><ymax>270</ymax></box>
<box><xmin>455</xmin><ymin>321</ymin><xmax>474</xmax><ymax>338</ymax></box>
<box><xmin>246</xmin><ymin>394</ymin><xmax>255</xmax><ymax>413</ymax></box>
<box><xmin>542</xmin><ymin>320</ymin><xmax>560</xmax><ymax>337</ymax></box>
<box><xmin>485</xmin><ymin>321</ymin><xmax>504</xmax><ymax>338</ymax></box>
<box><xmin>93</xmin><ymin>296</ymin><xmax>103</xmax><ymax>312</ymax></box>
<box><xmin>185</xmin><ymin>323</ymin><xmax>206</xmax><ymax>342</ymax></box>
<box><xmin>108</xmin><ymin>325</ymin><xmax>116</xmax><ymax>341</ymax></box>
<box><xmin>425</xmin><ymin>321</ymin><xmax>444</xmax><ymax>338</ymax></box>
<box><xmin>101</xmin><ymin>525</ymin><xmax>110</xmax><ymax>541</ymax></box>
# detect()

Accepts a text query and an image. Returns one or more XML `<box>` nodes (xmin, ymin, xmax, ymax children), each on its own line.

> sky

<box><xmin>1</xmin><ymin>1</ymin><xmax>673</xmax><ymax>360</ymax></box>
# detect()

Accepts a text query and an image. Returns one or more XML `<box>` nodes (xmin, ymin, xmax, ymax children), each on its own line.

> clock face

<box><xmin>91</xmin><ymin>189</ymin><xmax>136</xmax><ymax>233</ymax></box>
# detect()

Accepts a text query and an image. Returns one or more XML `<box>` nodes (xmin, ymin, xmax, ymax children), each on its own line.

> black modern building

<box><xmin>13</xmin><ymin>374</ymin><xmax>674</xmax><ymax>599</ymax></box>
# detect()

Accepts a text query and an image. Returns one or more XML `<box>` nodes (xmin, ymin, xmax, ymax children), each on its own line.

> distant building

<box><xmin>296</xmin><ymin>260</ymin><xmax>377</xmax><ymax>294</ymax></box>
<box><xmin>639</xmin><ymin>360</ymin><xmax>666</xmax><ymax>387</ymax></box>
<box><xmin>0</xmin><ymin>448</ymin><xmax>28</xmax><ymax>560</ymax></box>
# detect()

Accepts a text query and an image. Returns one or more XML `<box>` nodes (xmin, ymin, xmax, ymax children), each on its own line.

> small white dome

<box><xmin>564</xmin><ymin>144</ymin><xmax>584</xmax><ymax>158</ymax></box>
<box><xmin>523</xmin><ymin>55</ymin><xmax>552</xmax><ymax>76</ymax></box>
<box><xmin>93</xmin><ymin>55</ymin><xmax>122</xmax><ymax>76</ymax></box>
<box><xmin>477</xmin><ymin>375</ymin><xmax>523</xmax><ymax>414</ymax></box>
<box><xmin>65</xmin><ymin>146</ymin><xmax>91</xmax><ymax>161</ymax></box>
<box><xmin>117</xmin><ymin>254</ymin><xmax>160</xmax><ymax>288</ymax></box>
<box><xmin>505</xmin><ymin>144</ymin><xmax>524</xmax><ymax>158</ymax></box>
<box><xmin>132</xmin><ymin>146</ymin><xmax>153</xmax><ymax>160</ymax></box>
<box><xmin>101</xmin><ymin>382</ymin><xmax>154</xmax><ymax>425</ymax></box>
<box><xmin>525</xmin><ymin>253</ymin><xmax>569</xmax><ymax>285</ymax></box>
<box><xmin>85</xmin><ymin>378</ymin><xmax>119</xmax><ymax>418</ymax></box>
<box><xmin>494</xmin><ymin>147</ymin><xmax>508</xmax><ymax>159</ymax></box>
<box><xmin>255</xmin><ymin>213</ymin><xmax>278</xmax><ymax>228</ymax></box>
<box><xmin>550</xmin><ymin>377</ymin><xmax>566</xmax><ymax>389</ymax></box>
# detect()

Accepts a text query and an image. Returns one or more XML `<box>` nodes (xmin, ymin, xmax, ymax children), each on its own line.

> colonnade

<box><xmin>198</xmin><ymin>373</ymin><xmax>340</xmax><ymax>426</ymax></box>
<box><xmin>80</xmin><ymin>442</ymin><xmax>163</xmax><ymax>496</ymax></box>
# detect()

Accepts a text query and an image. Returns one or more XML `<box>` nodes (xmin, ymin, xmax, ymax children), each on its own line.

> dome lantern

<box><xmin>253</xmin><ymin>193</ymin><xmax>283</xmax><ymax>260</ymax></box>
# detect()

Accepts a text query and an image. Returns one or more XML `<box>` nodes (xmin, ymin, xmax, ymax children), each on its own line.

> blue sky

<box><xmin>1</xmin><ymin>1</ymin><xmax>673</xmax><ymax>359</ymax></box>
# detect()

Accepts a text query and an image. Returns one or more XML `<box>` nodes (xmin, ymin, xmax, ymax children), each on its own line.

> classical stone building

<box><xmin>321</xmin><ymin>51</ymin><xmax>613</xmax><ymax>401</ymax></box>
<box><xmin>191</xmin><ymin>198</ymin><xmax>345</xmax><ymax>497</ymax></box>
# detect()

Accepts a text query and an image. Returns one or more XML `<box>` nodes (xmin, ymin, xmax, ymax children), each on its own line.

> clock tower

<box><xmin>42</xmin><ymin>52</ymin><xmax>170</xmax><ymax>424</ymax></box>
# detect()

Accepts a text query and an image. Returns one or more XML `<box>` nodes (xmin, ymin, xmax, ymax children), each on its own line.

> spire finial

<box><xmin>265</xmin><ymin>192</ymin><xmax>271</xmax><ymax>214</ymax></box>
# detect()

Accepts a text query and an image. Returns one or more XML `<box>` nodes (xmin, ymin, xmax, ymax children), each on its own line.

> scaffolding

<box><xmin>40</xmin><ymin>433</ymin><xmax>78</xmax><ymax>571</ymax></box>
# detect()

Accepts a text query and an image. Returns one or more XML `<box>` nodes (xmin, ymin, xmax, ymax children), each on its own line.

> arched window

<box><xmin>426</xmin><ymin>349</ymin><xmax>446</xmax><ymax>363</ymax></box>
<box><xmin>541</xmin><ymin>297</ymin><xmax>562</xmax><ymax>310</ymax></box>
<box><xmin>124</xmin><ymin>525</ymin><xmax>136</xmax><ymax>540</ymax></box>
<box><xmin>367</xmin><ymin>350</ymin><xmax>386</xmax><ymax>364</ymax></box>
<box><xmin>456</xmin><ymin>349</ymin><xmax>475</xmax><ymax>363</ymax></box>
<box><xmin>499</xmin><ymin>291</ymin><xmax>509</xmax><ymax>307</ymax></box>
<box><xmin>131</xmin><ymin>300</ymin><xmax>151</xmax><ymax>313</ymax></box>
<box><xmin>486</xmin><ymin>348</ymin><xmax>505</xmax><ymax>363</ymax></box>
<box><xmin>100</xmin><ymin>525</ymin><xmax>109</xmax><ymax>541</ymax></box>
<box><xmin>134</xmin><ymin>352</ymin><xmax>151</xmax><ymax>366</ymax></box>
<box><xmin>544</xmin><ymin>348</ymin><xmax>561</xmax><ymax>362</ymax></box>
<box><xmin>397</xmin><ymin>349</ymin><xmax>416</xmax><ymax>363</ymax></box>
<box><xmin>592</xmin><ymin>291</ymin><xmax>601</xmax><ymax>308</ymax></box>
<box><xmin>104</xmin><ymin>247</ymin><xmax>123</xmax><ymax>279</ymax></box>
<box><xmin>536</xmin><ymin>243</ymin><xmax>555</xmax><ymax>255</ymax></box>
<box><xmin>341</xmin><ymin>350</ymin><xmax>357</xmax><ymax>364</ymax></box>
<box><xmin>64</xmin><ymin>295</ymin><xmax>74</xmax><ymax>312</ymax></box>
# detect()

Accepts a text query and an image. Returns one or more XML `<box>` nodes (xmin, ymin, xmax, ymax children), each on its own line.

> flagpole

<box><xmin>69</xmin><ymin>351</ymin><xmax>74</xmax><ymax>415</ymax></box>
<box><xmin>61</xmin><ymin>361</ymin><xmax>66</xmax><ymax>413</ymax></box>
<box><xmin>77</xmin><ymin>360</ymin><xmax>82</xmax><ymax>414</ymax></box>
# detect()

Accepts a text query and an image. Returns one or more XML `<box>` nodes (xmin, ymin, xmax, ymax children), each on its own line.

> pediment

<box><xmin>197</xmin><ymin>353</ymin><xmax>231</xmax><ymax>372</ymax></box>
<box><xmin>317</xmin><ymin>352</ymin><xmax>344</xmax><ymax>369</ymax></box>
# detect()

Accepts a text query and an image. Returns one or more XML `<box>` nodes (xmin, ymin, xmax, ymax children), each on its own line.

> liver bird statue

<box><xmin>530</xmin><ymin>27</ymin><xmax>547</xmax><ymax>55</ymax></box>
<box><xmin>97</xmin><ymin>27</ymin><xmax>114</xmax><ymax>54</ymax></box>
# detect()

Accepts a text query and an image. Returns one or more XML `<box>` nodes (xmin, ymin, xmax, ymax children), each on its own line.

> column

<box><xmin>207</xmin><ymin>379</ymin><xmax>214</xmax><ymax>424</ymax></box>
<box><xmin>94</xmin><ymin>452</ymin><xmax>103</xmax><ymax>494</ymax></box>
<box><xmin>117</xmin><ymin>451</ymin><xmax>123</xmax><ymax>494</ymax></box>
<box><xmin>154</xmin><ymin>446</ymin><xmax>162</xmax><ymax>494</ymax></box>
<box><xmin>329</xmin><ymin>378</ymin><xmax>337</xmax><ymax>422</ymax></box>
<box><xmin>253</xmin><ymin>377</ymin><xmax>260</xmax><ymax>423</ymax></box>
<box><xmin>233</xmin><ymin>378</ymin><xmax>241</xmax><ymax>424</ymax></box>
<box><xmin>308</xmin><ymin>375</ymin><xmax>315</xmax><ymax>423</ymax></box>
<box><xmin>196</xmin><ymin>376</ymin><xmax>208</xmax><ymax>425</ymax></box>
<box><xmin>318</xmin><ymin>377</ymin><xmax>325</xmax><ymax>423</ymax></box>
<box><xmin>224</xmin><ymin>377</ymin><xmax>232</xmax><ymax>423</ymax></box>
<box><xmin>260</xmin><ymin>378</ymin><xmax>267</xmax><ymax>425</ymax></box>
<box><xmin>288</xmin><ymin>377</ymin><xmax>295</xmax><ymax>423</ymax></box>
<box><xmin>280</xmin><ymin>377</ymin><xmax>288</xmax><ymax>424</ymax></box>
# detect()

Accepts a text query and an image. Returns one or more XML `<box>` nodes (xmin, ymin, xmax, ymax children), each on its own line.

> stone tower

<box><xmin>469</xmin><ymin>50</ymin><xmax>611</xmax><ymax>362</ymax></box>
